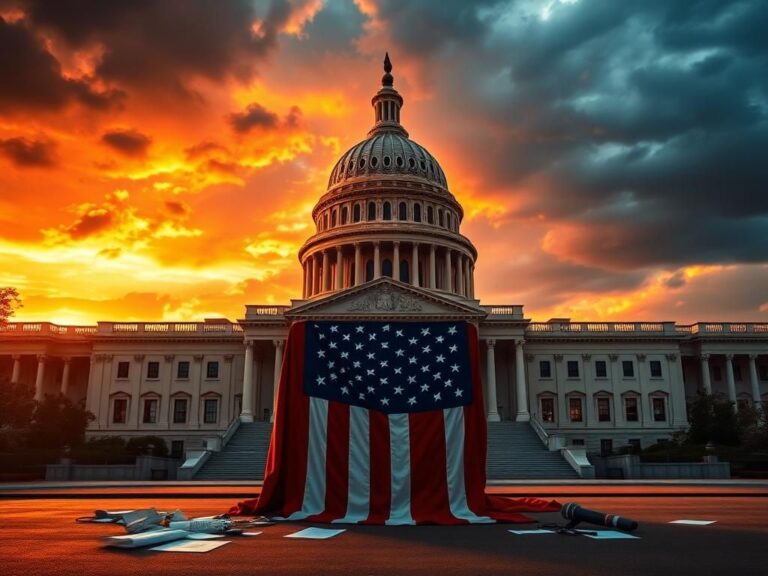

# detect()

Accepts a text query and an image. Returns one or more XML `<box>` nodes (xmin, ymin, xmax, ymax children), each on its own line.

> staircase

<box><xmin>194</xmin><ymin>422</ymin><xmax>272</xmax><ymax>480</ymax></box>
<box><xmin>486</xmin><ymin>422</ymin><xmax>578</xmax><ymax>479</ymax></box>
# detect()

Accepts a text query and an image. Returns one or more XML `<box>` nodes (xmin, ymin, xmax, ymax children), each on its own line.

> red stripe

<box><xmin>463</xmin><ymin>323</ymin><xmax>488</xmax><ymax>517</ymax></box>
<box><xmin>364</xmin><ymin>410</ymin><xmax>391</xmax><ymax>524</ymax></box>
<box><xmin>308</xmin><ymin>401</ymin><xmax>350</xmax><ymax>522</ymax></box>
<box><xmin>408</xmin><ymin>411</ymin><xmax>457</xmax><ymax>524</ymax></box>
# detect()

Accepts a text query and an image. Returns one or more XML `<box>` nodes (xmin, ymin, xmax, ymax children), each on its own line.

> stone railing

<box><xmin>245</xmin><ymin>305</ymin><xmax>290</xmax><ymax>320</ymax></box>
<box><xmin>527</xmin><ymin>321</ymin><xmax>677</xmax><ymax>336</ymax></box>
<box><xmin>686</xmin><ymin>323</ymin><xmax>768</xmax><ymax>335</ymax></box>
<box><xmin>97</xmin><ymin>321</ymin><xmax>242</xmax><ymax>336</ymax></box>
<box><xmin>0</xmin><ymin>322</ymin><xmax>97</xmax><ymax>337</ymax></box>
<box><xmin>482</xmin><ymin>305</ymin><xmax>525</xmax><ymax>319</ymax></box>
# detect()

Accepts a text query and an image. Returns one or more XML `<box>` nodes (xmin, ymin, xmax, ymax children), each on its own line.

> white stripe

<box><xmin>443</xmin><ymin>407</ymin><xmax>493</xmax><ymax>523</ymax></box>
<box><xmin>334</xmin><ymin>406</ymin><xmax>370</xmax><ymax>524</ymax></box>
<box><xmin>285</xmin><ymin>397</ymin><xmax>328</xmax><ymax>520</ymax></box>
<box><xmin>386</xmin><ymin>413</ymin><xmax>414</xmax><ymax>525</ymax></box>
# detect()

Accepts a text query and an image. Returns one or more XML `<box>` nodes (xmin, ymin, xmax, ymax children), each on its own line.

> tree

<box><xmin>0</xmin><ymin>287</ymin><xmax>22</xmax><ymax>326</ymax></box>
<box><xmin>26</xmin><ymin>394</ymin><xmax>95</xmax><ymax>451</ymax></box>
<box><xmin>0</xmin><ymin>377</ymin><xmax>35</xmax><ymax>429</ymax></box>
<box><xmin>687</xmin><ymin>393</ymin><xmax>740</xmax><ymax>445</ymax></box>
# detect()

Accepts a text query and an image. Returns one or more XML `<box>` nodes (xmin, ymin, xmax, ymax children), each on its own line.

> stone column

<box><xmin>470</xmin><ymin>265</ymin><xmax>475</xmax><ymax>298</ymax></box>
<box><xmin>429</xmin><ymin>245</ymin><xmax>437</xmax><ymax>289</ymax></box>
<box><xmin>700</xmin><ymin>354</ymin><xmax>712</xmax><ymax>394</ymax></box>
<box><xmin>393</xmin><ymin>241</ymin><xmax>400</xmax><ymax>281</ymax></box>
<box><xmin>411</xmin><ymin>242</ymin><xmax>420</xmax><ymax>287</ymax></box>
<box><xmin>241</xmin><ymin>341</ymin><xmax>254</xmax><ymax>422</ymax></box>
<box><xmin>456</xmin><ymin>254</ymin><xmax>465</xmax><ymax>296</ymax></box>
<box><xmin>335</xmin><ymin>246</ymin><xmax>343</xmax><ymax>290</ymax></box>
<box><xmin>354</xmin><ymin>243</ymin><xmax>362</xmax><ymax>286</ymax></box>
<box><xmin>373</xmin><ymin>241</ymin><xmax>381</xmax><ymax>279</ymax></box>
<box><xmin>271</xmin><ymin>340</ymin><xmax>284</xmax><ymax>423</ymax></box>
<box><xmin>464</xmin><ymin>258</ymin><xmax>471</xmax><ymax>297</ymax></box>
<box><xmin>322</xmin><ymin>250</ymin><xmax>330</xmax><ymax>292</ymax></box>
<box><xmin>748</xmin><ymin>354</ymin><xmax>762</xmax><ymax>410</ymax></box>
<box><xmin>10</xmin><ymin>355</ymin><xmax>21</xmax><ymax>384</ymax></box>
<box><xmin>61</xmin><ymin>357</ymin><xmax>71</xmax><ymax>396</ymax></box>
<box><xmin>304</xmin><ymin>258</ymin><xmax>312</xmax><ymax>297</ymax></box>
<box><xmin>444</xmin><ymin>249</ymin><xmax>452</xmax><ymax>292</ymax></box>
<box><xmin>514</xmin><ymin>340</ymin><xmax>530</xmax><ymax>421</ymax></box>
<box><xmin>486</xmin><ymin>340</ymin><xmax>500</xmax><ymax>422</ymax></box>
<box><xmin>725</xmin><ymin>354</ymin><xmax>737</xmax><ymax>413</ymax></box>
<box><xmin>34</xmin><ymin>355</ymin><xmax>46</xmax><ymax>402</ymax></box>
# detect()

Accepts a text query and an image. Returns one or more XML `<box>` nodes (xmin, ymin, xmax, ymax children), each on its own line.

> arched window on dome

<box><xmin>427</xmin><ymin>206</ymin><xmax>434</xmax><ymax>224</ymax></box>
<box><xmin>399</xmin><ymin>260</ymin><xmax>409</xmax><ymax>283</ymax></box>
<box><xmin>353</xmin><ymin>203</ymin><xmax>361</xmax><ymax>222</ymax></box>
<box><xmin>323</xmin><ymin>213</ymin><xmax>329</xmax><ymax>230</ymax></box>
<box><xmin>365</xmin><ymin>259</ymin><xmax>374</xmax><ymax>282</ymax></box>
<box><xmin>367</xmin><ymin>201</ymin><xmax>376</xmax><ymax>221</ymax></box>
<box><xmin>438</xmin><ymin>209</ymin><xmax>444</xmax><ymax>227</ymax></box>
<box><xmin>382</xmin><ymin>259</ymin><xmax>393</xmax><ymax>278</ymax></box>
<box><xmin>331</xmin><ymin>210</ymin><xmax>337</xmax><ymax>227</ymax></box>
<box><xmin>383</xmin><ymin>201</ymin><xmax>392</xmax><ymax>221</ymax></box>
<box><xmin>413</xmin><ymin>203</ymin><xmax>422</xmax><ymax>223</ymax></box>
<box><xmin>398</xmin><ymin>201</ymin><xmax>407</xmax><ymax>221</ymax></box>
<box><xmin>341</xmin><ymin>206</ymin><xmax>348</xmax><ymax>225</ymax></box>
<box><xmin>445</xmin><ymin>212</ymin><xmax>451</xmax><ymax>230</ymax></box>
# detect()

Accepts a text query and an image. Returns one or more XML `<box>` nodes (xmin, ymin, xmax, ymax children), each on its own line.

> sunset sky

<box><xmin>1</xmin><ymin>0</ymin><xmax>767</xmax><ymax>325</ymax></box>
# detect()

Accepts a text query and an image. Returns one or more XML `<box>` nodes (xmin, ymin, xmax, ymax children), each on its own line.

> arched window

<box><xmin>446</xmin><ymin>212</ymin><xmax>451</xmax><ymax>230</ymax></box>
<box><xmin>341</xmin><ymin>206</ymin><xmax>348</xmax><ymax>225</ymax></box>
<box><xmin>399</xmin><ymin>260</ymin><xmax>409</xmax><ymax>283</ymax></box>
<box><xmin>427</xmin><ymin>206</ymin><xmax>434</xmax><ymax>224</ymax></box>
<box><xmin>398</xmin><ymin>201</ymin><xmax>407</xmax><ymax>220</ymax></box>
<box><xmin>413</xmin><ymin>203</ymin><xmax>422</xmax><ymax>222</ymax></box>
<box><xmin>383</xmin><ymin>201</ymin><xmax>392</xmax><ymax>221</ymax></box>
<box><xmin>323</xmin><ymin>213</ymin><xmax>328</xmax><ymax>230</ymax></box>
<box><xmin>367</xmin><ymin>201</ymin><xmax>376</xmax><ymax>221</ymax></box>
<box><xmin>438</xmin><ymin>209</ymin><xmax>444</xmax><ymax>227</ymax></box>
<box><xmin>353</xmin><ymin>203</ymin><xmax>361</xmax><ymax>222</ymax></box>
<box><xmin>331</xmin><ymin>210</ymin><xmax>337</xmax><ymax>227</ymax></box>
<box><xmin>365</xmin><ymin>260</ymin><xmax>374</xmax><ymax>282</ymax></box>
<box><xmin>382</xmin><ymin>259</ymin><xmax>393</xmax><ymax>277</ymax></box>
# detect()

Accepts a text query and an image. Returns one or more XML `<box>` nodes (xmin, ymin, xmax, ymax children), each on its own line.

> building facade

<box><xmin>2</xmin><ymin>57</ymin><xmax>767</xmax><ymax>459</ymax></box>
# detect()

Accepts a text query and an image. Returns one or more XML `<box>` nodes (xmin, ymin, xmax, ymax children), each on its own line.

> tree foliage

<box><xmin>687</xmin><ymin>393</ymin><xmax>745</xmax><ymax>446</ymax></box>
<box><xmin>0</xmin><ymin>287</ymin><xmax>22</xmax><ymax>325</ymax></box>
<box><xmin>26</xmin><ymin>394</ymin><xmax>95</xmax><ymax>450</ymax></box>
<box><xmin>0</xmin><ymin>377</ymin><xmax>35</xmax><ymax>429</ymax></box>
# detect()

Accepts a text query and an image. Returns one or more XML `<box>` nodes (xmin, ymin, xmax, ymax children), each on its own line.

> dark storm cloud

<box><xmin>229</xmin><ymin>103</ymin><xmax>302</xmax><ymax>134</ymax></box>
<box><xmin>100</xmin><ymin>129</ymin><xmax>152</xmax><ymax>157</ymax></box>
<box><xmin>0</xmin><ymin>136</ymin><xmax>56</xmax><ymax>167</ymax></box>
<box><xmin>23</xmin><ymin>0</ymin><xmax>296</xmax><ymax>94</ymax></box>
<box><xmin>0</xmin><ymin>17</ymin><xmax>120</xmax><ymax>112</ymax></box>
<box><xmin>376</xmin><ymin>0</ymin><xmax>768</xmax><ymax>269</ymax></box>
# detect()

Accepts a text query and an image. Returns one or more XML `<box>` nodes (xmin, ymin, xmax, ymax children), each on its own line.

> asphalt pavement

<box><xmin>1</xmin><ymin>485</ymin><xmax>767</xmax><ymax>575</ymax></box>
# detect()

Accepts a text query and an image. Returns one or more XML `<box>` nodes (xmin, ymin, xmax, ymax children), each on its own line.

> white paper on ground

<box><xmin>508</xmin><ymin>529</ymin><xmax>555</xmax><ymax>535</ymax></box>
<box><xmin>150</xmin><ymin>540</ymin><xmax>231</xmax><ymax>553</ymax></box>
<box><xmin>185</xmin><ymin>533</ymin><xmax>224</xmax><ymax>540</ymax></box>
<box><xmin>578</xmin><ymin>530</ymin><xmax>640</xmax><ymax>540</ymax></box>
<box><xmin>242</xmin><ymin>532</ymin><xmax>263</xmax><ymax>536</ymax></box>
<box><xmin>669</xmin><ymin>520</ymin><xmax>716</xmax><ymax>525</ymax></box>
<box><xmin>285</xmin><ymin>527</ymin><xmax>346</xmax><ymax>539</ymax></box>
<box><xmin>104</xmin><ymin>529</ymin><xmax>189</xmax><ymax>549</ymax></box>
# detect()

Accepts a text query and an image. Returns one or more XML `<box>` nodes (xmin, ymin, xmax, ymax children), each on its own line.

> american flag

<box><xmin>230</xmin><ymin>320</ymin><xmax>560</xmax><ymax>524</ymax></box>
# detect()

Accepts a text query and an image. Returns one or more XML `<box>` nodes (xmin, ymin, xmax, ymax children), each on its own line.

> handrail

<box><xmin>220</xmin><ymin>416</ymin><xmax>241</xmax><ymax>448</ymax></box>
<box><xmin>529</xmin><ymin>412</ymin><xmax>549</xmax><ymax>446</ymax></box>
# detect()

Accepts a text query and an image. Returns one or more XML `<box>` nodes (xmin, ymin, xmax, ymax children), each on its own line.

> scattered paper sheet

<box><xmin>578</xmin><ymin>530</ymin><xmax>640</xmax><ymax>540</ymax></box>
<box><xmin>104</xmin><ymin>529</ymin><xmax>189</xmax><ymax>549</ymax></box>
<box><xmin>669</xmin><ymin>520</ymin><xmax>716</xmax><ymax>525</ymax></box>
<box><xmin>509</xmin><ymin>529</ymin><xmax>555</xmax><ymax>535</ymax></box>
<box><xmin>242</xmin><ymin>532</ymin><xmax>263</xmax><ymax>536</ymax></box>
<box><xmin>150</xmin><ymin>540</ymin><xmax>231</xmax><ymax>553</ymax></box>
<box><xmin>185</xmin><ymin>533</ymin><xmax>224</xmax><ymax>540</ymax></box>
<box><xmin>285</xmin><ymin>527</ymin><xmax>346</xmax><ymax>539</ymax></box>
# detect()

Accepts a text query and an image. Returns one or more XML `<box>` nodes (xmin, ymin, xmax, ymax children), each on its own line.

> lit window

<box><xmin>541</xmin><ymin>398</ymin><xmax>555</xmax><ymax>423</ymax></box>
<box><xmin>113</xmin><ymin>398</ymin><xmax>127</xmax><ymax>423</ymax></box>
<box><xmin>569</xmin><ymin>397</ymin><xmax>583</xmax><ymax>422</ymax></box>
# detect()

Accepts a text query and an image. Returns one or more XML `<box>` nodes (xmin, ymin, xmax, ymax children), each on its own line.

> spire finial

<box><xmin>382</xmin><ymin>52</ymin><xmax>393</xmax><ymax>87</ymax></box>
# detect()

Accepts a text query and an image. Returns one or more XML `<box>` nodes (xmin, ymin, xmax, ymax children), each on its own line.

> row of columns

<box><xmin>240</xmin><ymin>339</ymin><xmax>284</xmax><ymax>423</ymax></box>
<box><xmin>699</xmin><ymin>353</ymin><xmax>763</xmax><ymax>413</ymax></box>
<box><xmin>302</xmin><ymin>241</ymin><xmax>475</xmax><ymax>298</ymax></box>
<box><xmin>9</xmin><ymin>354</ymin><xmax>73</xmax><ymax>401</ymax></box>
<box><xmin>484</xmin><ymin>339</ymin><xmax>530</xmax><ymax>423</ymax></box>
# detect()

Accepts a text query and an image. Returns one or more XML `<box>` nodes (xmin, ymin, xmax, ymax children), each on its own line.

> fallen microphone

<box><xmin>561</xmin><ymin>502</ymin><xmax>638</xmax><ymax>532</ymax></box>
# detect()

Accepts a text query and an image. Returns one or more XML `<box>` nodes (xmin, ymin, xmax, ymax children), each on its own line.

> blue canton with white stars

<box><xmin>303</xmin><ymin>321</ymin><xmax>472</xmax><ymax>414</ymax></box>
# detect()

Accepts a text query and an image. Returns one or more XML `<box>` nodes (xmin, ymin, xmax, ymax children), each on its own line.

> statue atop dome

<box><xmin>382</xmin><ymin>52</ymin><xmax>393</xmax><ymax>87</ymax></box>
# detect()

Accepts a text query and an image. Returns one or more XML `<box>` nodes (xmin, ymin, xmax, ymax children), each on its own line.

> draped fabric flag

<box><xmin>230</xmin><ymin>320</ymin><xmax>560</xmax><ymax>524</ymax></box>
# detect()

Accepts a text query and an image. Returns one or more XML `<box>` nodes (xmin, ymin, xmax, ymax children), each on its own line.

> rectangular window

<box><xmin>569</xmin><ymin>397</ymin><xmax>583</xmax><ymax>422</ymax></box>
<box><xmin>595</xmin><ymin>360</ymin><xmax>607</xmax><ymax>378</ymax></box>
<box><xmin>600</xmin><ymin>439</ymin><xmax>613</xmax><ymax>457</ymax></box>
<box><xmin>170</xmin><ymin>440</ymin><xmax>184</xmax><ymax>459</ymax></box>
<box><xmin>625</xmin><ymin>397</ymin><xmax>639</xmax><ymax>422</ymax></box>
<box><xmin>734</xmin><ymin>365</ymin><xmax>742</xmax><ymax>381</ymax></box>
<box><xmin>597</xmin><ymin>397</ymin><xmax>611</xmax><ymax>422</ymax></box>
<box><xmin>622</xmin><ymin>360</ymin><xmax>635</xmax><ymax>378</ymax></box>
<box><xmin>204</xmin><ymin>399</ymin><xmax>218</xmax><ymax>424</ymax></box>
<box><xmin>177</xmin><ymin>361</ymin><xmax>190</xmax><ymax>379</ymax></box>
<box><xmin>206</xmin><ymin>361</ymin><xmax>219</xmax><ymax>379</ymax></box>
<box><xmin>650</xmin><ymin>360</ymin><xmax>662</xmax><ymax>378</ymax></box>
<box><xmin>173</xmin><ymin>398</ymin><xmax>188</xmax><ymax>423</ymax></box>
<box><xmin>541</xmin><ymin>398</ymin><xmax>555</xmax><ymax>423</ymax></box>
<box><xmin>116</xmin><ymin>361</ymin><xmax>129</xmax><ymax>379</ymax></box>
<box><xmin>146</xmin><ymin>361</ymin><xmax>159</xmax><ymax>379</ymax></box>
<box><xmin>539</xmin><ymin>360</ymin><xmax>551</xmax><ymax>378</ymax></box>
<box><xmin>142</xmin><ymin>399</ymin><xmax>158</xmax><ymax>423</ymax></box>
<box><xmin>567</xmin><ymin>360</ymin><xmax>579</xmax><ymax>378</ymax></box>
<box><xmin>713</xmin><ymin>366</ymin><xmax>722</xmax><ymax>381</ymax></box>
<box><xmin>112</xmin><ymin>398</ymin><xmax>127</xmax><ymax>423</ymax></box>
<box><xmin>652</xmin><ymin>397</ymin><xmax>666</xmax><ymax>421</ymax></box>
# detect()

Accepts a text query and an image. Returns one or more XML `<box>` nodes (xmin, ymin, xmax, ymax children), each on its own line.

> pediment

<box><xmin>285</xmin><ymin>278</ymin><xmax>487</xmax><ymax>321</ymax></box>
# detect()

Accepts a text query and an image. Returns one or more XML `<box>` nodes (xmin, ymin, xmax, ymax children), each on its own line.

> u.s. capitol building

<box><xmin>2</xmin><ymin>57</ymin><xmax>767</xmax><ymax>474</ymax></box>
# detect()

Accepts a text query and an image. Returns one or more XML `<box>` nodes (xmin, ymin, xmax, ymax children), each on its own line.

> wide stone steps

<box><xmin>486</xmin><ymin>422</ymin><xmax>578</xmax><ymax>479</ymax></box>
<box><xmin>194</xmin><ymin>422</ymin><xmax>272</xmax><ymax>480</ymax></box>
